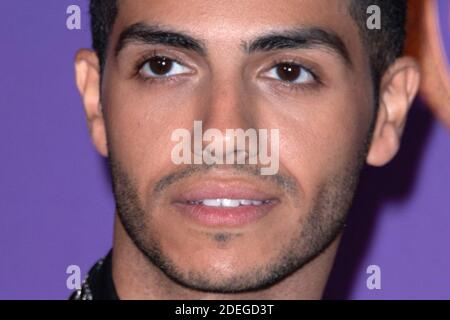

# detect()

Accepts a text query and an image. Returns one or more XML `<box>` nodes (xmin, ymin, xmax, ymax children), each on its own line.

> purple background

<box><xmin>0</xmin><ymin>0</ymin><xmax>448</xmax><ymax>300</ymax></box>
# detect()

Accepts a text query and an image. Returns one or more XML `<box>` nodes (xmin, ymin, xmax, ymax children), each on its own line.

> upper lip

<box><xmin>171</xmin><ymin>179</ymin><xmax>280</xmax><ymax>204</ymax></box>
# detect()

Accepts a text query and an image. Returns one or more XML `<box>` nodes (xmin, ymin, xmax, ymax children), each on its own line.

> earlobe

<box><xmin>75</xmin><ymin>49</ymin><xmax>109</xmax><ymax>157</ymax></box>
<box><xmin>366</xmin><ymin>57</ymin><xmax>421</xmax><ymax>167</ymax></box>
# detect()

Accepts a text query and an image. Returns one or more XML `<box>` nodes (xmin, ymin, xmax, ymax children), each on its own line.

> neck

<box><xmin>112</xmin><ymin>213</ymin><xmax>340</xmax><ymax>300</ymax></box>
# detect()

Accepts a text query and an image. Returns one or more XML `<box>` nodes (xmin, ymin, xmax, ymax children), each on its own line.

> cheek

<box><xmin>264</xmin><ymin>88</ymin><xmax>372</xmax><ymax>207</ymax></box>
<box><xmin>101</xmin><ymin>77</ymin><xmax>203</xmax><ymax>199</ymax></box>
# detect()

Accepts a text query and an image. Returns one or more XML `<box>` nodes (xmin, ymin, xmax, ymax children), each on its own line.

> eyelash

<box><xmin>264</xmin><ymin>58</ymin><xmax>323</xmax><ymax>93</ymax></box>
<box><xmin>133</xmin><ymin>50</ymin><xmax>187</xmax><ymax>85</ymax></box>
<box><xmin>133</xmin><ymin>52</ymin><xmax>323</xmax><ymax>92</ymax></box>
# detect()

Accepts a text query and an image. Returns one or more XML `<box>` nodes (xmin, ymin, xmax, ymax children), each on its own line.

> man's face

<box><xmin>101</xmin><ymin>0</ymin><xmax>374</xmax><ymax>292</ymax></box>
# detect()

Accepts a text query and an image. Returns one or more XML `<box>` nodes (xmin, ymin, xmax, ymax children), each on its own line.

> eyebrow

<box><xmin>243</xmin><ymin>27</ymin><xmax>352</xmax><ymax>67</ymax></box>
<box><xmin>115</xmin><ymin>23</ymin><xmax>352</xmax><ymax>68</ymax></box>
<box><xmin>115</xmin><ymin>23</ymin><xmax>207</xmax><ymax>57</ymax></box>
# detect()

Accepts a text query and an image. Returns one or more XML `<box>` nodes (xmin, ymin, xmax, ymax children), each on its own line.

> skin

<box><xmin>75</xmin><ymin>0</ymin><xmax>420</xmax><ymax>299</ymax></box>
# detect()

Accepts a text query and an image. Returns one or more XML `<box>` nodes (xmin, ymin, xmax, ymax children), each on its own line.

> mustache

<box><xmin>153</xmin><ymin>163</ymin><xmax>299</xmax><ymax>197</ymax></box>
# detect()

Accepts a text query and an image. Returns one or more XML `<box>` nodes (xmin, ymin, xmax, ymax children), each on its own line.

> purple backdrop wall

<box><xmin>0</xmin><ymin>0</ymin><xmax>448</xmax><ymax>299</ymax></box>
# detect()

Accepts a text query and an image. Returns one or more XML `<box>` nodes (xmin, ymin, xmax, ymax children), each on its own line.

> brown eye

<box><xmin>148</xmin><ymin>56</ymin><xmax>172</xmax><ymax>75</ymax></box>
<box><xmin>140</xmin><ymin>56</ymin><xmax>190</xmax><ymax>78</ymax></box>
<box><xmin>276</xmin><ymin>63</ymin><xmax>301</xmax><ymax>82</ymax></box>
<box><xmin>265</xmin><ymin>62</ymin><xmax>314</xmax><ymax>84</ymax></box>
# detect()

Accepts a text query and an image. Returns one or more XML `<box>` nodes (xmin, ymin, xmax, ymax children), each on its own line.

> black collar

<box><xmin>69</xmin><ymin>250</ymin><xmax>119</xmax><ymax>300</ymax></box>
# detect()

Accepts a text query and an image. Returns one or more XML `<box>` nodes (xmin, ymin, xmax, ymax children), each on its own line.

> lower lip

<box><xmin>172</xmin><ymin>202</ymin><xmax>277</xmax><ymax>227</ymax></box>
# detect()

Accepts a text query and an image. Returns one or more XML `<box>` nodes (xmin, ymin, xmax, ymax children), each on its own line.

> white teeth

<box><xmin>202</xmin><ymin>199</ymin><xmax>222</xmax><ymax>207</ymax></box>
<box><xmin>192</xmin><ymin>199</ymin><xmax>269</xmax><ymax>207</ymax></box>
<box><xmin>239</xmin><ymin>199</ymin><xmax>253</xmax><ymax>206</ymax></box>
<box><xmin>222</xmin><ymin>199</ymin><xmax>240</xmax><ymax>207</ymax></box>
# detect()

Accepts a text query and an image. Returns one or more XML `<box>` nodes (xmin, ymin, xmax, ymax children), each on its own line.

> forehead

<box><xmin>114</xmin><ymin>0</ymin><xmax>357</xmax><ymax>44</ymax></box>
<box><xmin>111</xmin><ymin>0</ymin><xmax>368</xmax><ymax>76</ymax></box>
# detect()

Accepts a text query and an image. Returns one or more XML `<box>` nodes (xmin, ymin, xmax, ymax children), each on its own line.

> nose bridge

<box><xmin>202</xmin><ymin>74</ymin><xmax>254</xmax><ymax>132</ymax></box>
<box><xmin>192</xmin><ymin>72</ymin><xmax>258</xmax><ymax>161</ymax></box>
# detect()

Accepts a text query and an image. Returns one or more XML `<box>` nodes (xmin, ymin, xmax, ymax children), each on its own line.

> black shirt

<box><xmin>69</xmin><ymin>250</ymin><xmax>119</xmax><ymax>300</ymax></box>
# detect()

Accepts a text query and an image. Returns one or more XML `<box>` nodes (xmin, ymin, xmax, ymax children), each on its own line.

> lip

<box><xmin>171</xmin><ymin>181</ymin><xmax>280</xmax><ymax>227</ymax></box>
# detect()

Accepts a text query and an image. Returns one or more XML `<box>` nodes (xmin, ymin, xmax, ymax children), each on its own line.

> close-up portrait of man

<box><xmin>0</xmin><ymin>0</ymin><xmax>449</xmax><ymax>304</ymax></box>
<box><xmin>72</xmin><ymin>0</ymin><xmax>421</xmax><ymax>300</ymax></box>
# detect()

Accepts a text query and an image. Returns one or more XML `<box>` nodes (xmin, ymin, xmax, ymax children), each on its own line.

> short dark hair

<box><xmin>349</xmin><ymin>0</ymin><xmax>408</xmax><ymax>96</ymax></box>
<box><xmin>89</xmin><ymin>0</ymin><xmax>407</xmax><ymax>96</ymax></box>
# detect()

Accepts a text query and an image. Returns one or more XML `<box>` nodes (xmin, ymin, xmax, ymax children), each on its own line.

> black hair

<box><xmin>89</xmin><ymin>0</ymin><xmax>118</xmax><ymax>71</ymax></box>
<box><xmin>349</xmin><ymin>0</ymin><xmax>408</xmax><ymax>99</ymax></box>
<box><xmin>89</xmin><ymin>0</ymin><xmax>407</xmax><ymax>98</ymax></box>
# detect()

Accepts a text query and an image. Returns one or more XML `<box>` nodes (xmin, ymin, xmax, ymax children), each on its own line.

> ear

<box><xmin>75</xmin><ymin>49</ymin><xmax>108</xmax><ymax>157</ymax></box>
<box><xmin>366</xmin><ymin>57</ymin><xmax>420</xmax><ymax>167</ymax></box>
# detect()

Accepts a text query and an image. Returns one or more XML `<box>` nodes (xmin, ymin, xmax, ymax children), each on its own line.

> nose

<box><xmin>192</xmin><ymin>77</ymin><xmax>258</xmax><ymax>164</ymax></box>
